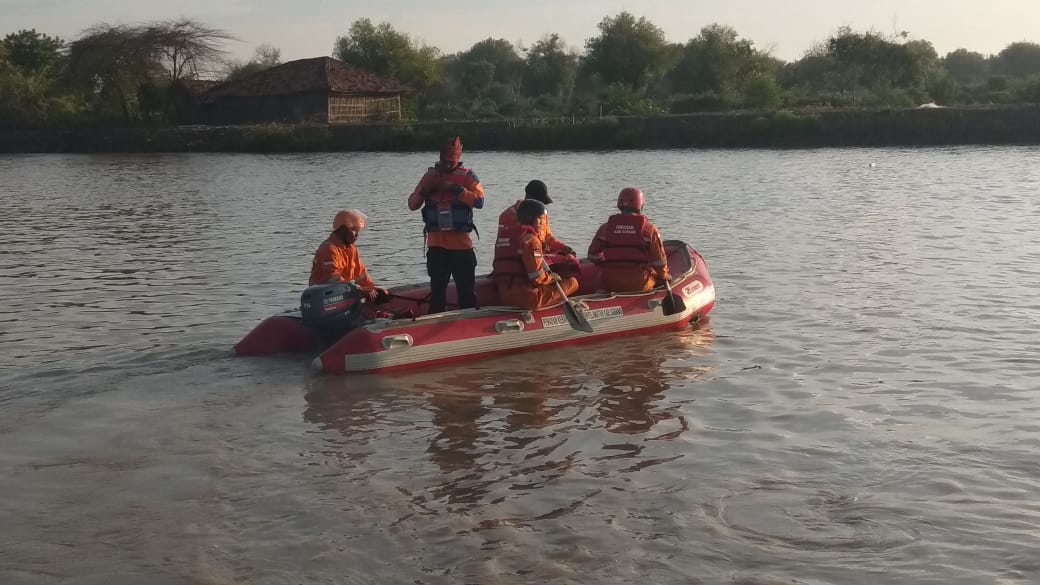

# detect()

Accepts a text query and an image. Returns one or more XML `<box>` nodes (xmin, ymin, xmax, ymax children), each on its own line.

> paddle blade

<box><xmin>661</xmin><ymin>292</ymin><xmax>686</xmax><ymax>316</ymax></box>
<box><xmin>563</xmin><ymin>301</ymin><xmax>594</xmax><ymax>333</ymax></box>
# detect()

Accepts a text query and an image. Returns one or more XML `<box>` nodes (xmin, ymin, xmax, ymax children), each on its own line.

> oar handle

<box><xmin>553</xmin><ymin>278</ymin><xmax>570</xmax><ymax>301</ymax></box>
<box><xmin>543</xmin><ymin>260</ymin><xmax>570</xmax><ymax>301</ymax></box>
<box><xmin>544</xmin><ymin>259</ymin><xmax>594</xmax><ymax>333</ymax></box>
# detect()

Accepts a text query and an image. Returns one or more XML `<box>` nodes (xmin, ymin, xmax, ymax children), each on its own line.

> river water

<box><xmin>1</xmin><ymin>148</ymin><xmax>1039</xmax><ymax>584</ymax></box>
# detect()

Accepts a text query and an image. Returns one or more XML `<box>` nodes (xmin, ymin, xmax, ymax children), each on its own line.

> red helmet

<box><xmin>617</xmin><ymin>187</ymin><xmax>645</xmax><ymax>212</ymax></box>
<box><xmin>440</xmin><ymin>136</ymin><xmax>462</xmax><ymax>164</ymax></box>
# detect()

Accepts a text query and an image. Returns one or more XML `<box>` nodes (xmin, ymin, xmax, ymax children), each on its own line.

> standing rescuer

<box><xmin>587</xmin><ymin>188</ymin><xmax>671</xmax><ymax>293</ymax></box>
<box><xmin>309</xmin><ymin>209</ymin><xmax>388</xmax><ymax>302</ymax></box>
<box><xmin>492</xmin><ymin>199</ymin><xmax>579</xmax><ymax>310</ymax></box>
<box><xmin>408</xmin><ymin>136</ymin><xmax>485</xmax><ymax>313</ymax></box>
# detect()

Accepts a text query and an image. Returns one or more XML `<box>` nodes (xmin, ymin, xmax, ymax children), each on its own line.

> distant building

<box><xmin>167</xmin><ymin>79</ymin><xmax>221</xmax><ymax>123</ymax></box>
<box><xmin>177</xmin><ymin>79</ymin><xmax>222</xmax><ymax>97</ymax></box>
<box><xmin>199</xmin><ymin>57</ymin><xmax>407</xmax><ymax>125</ymax></box>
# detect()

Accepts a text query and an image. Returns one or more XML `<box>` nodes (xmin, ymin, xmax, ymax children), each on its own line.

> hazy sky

<box><xmin>2</xmin><ymin>0</ymin><xmax>1037</xmax><ymax>65</ymax></box>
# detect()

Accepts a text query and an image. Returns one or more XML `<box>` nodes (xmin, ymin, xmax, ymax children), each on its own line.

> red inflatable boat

<box><xmin>235</xmin><ymin>240</ymin><xmax>715</xmax><ymax>374</ymax></box>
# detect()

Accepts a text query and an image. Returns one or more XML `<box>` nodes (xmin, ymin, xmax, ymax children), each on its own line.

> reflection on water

<box><xmin>302</xmin><ymin>330</ymin><xmax>715</xmax><ymax>514</ymax></box>
<box><xmin>3</xmin><ymin>149</ymin><xmax>1040</xmax><ymax>584</ymax></box>
<box><xmin>285</xmin><ymin>331</ymin><xmax>728</xmax><ymax>582</ymax></box>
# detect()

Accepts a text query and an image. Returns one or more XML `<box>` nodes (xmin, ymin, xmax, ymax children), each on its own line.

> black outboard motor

<box><xmin>300</xmin><ymin>282</ymin><xmax>365</xmax><ymax>345</ymax></box>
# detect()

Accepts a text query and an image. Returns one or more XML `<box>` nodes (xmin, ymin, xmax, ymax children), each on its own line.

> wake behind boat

<box><xmin>234</xmin><ymin>240</ymin><xmax>715</xmax><ymax>374</ymax></box>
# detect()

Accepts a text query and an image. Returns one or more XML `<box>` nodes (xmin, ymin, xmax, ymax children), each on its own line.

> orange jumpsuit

<box><xmin>587</xmin><ymin>213</ymin><xmax>670</xmax><ymax>293</ymax></box>
<box><xmin>497</xmin><ymin>200</ymin><xmax>569</xmax><ymax>254</ymax></box>
<box><xmin>497</xmin><ymin>228</ymin><xmax>579</xmax><ymax>310</ymax></box>
<box><xmin>309</xmin><ymin>233</ymin><xmax>376</xmax><ymax>288</ymax></box>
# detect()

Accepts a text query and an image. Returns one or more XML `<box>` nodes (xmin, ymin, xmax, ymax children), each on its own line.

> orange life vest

<box><xmin>600</xmin><ymin>213</ymin><xmax>651</xmax><ymax>267</ymax></box>
<box><xmin>491</xmin><ymin>224</ymin><xmax>540</xmax><ymax>281</ymax></box>
<box><xmin>420</xmin><ymin>166</ymin><xmax>478</xmax><ymax>233</ymax></box>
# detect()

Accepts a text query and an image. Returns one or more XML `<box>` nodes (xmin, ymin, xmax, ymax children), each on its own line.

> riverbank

<box><xmin>4</xmin><ymin>105</ymin><xmax>1040</xmax><ymax>153</ymax></box>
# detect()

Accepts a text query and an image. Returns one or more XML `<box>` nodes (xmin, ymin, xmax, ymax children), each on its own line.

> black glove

<box><xmin>559</xmin><ymin>245</ymin><xmax>576</xmax><ymax>256</ymax></box>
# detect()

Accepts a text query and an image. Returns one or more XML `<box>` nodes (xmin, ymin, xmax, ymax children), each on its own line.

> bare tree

<box><xmin>223</xmin><ymin>43</ymin><xmax>282</xmax><ymax>82</ymax></box>
<box><xmin>252</xmin><ymin>44</ymin><xmax>281</xmax><ymax>67</ymax></box>
<box><xmin>67</xmin><ymin>19</ymin><xmax>234</xmax><ymax>120</ymax></box>
<box><xmin>67</xmin><ymin>23</ymin><xmax>162</xmax><ymax>119</ymax></box>
<box><xmin>145</xmin><ymin>18</ymin><xmax>235</xmax><ymax>81</ymax></box>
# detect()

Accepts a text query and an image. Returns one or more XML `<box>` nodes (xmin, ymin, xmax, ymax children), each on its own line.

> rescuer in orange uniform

<box><xmin>309</xmin><ymin>209</ymin><xmax>388</xmax><ymax>302</ymax></box>
<box><xmin>496</xmin><ymin>179</ymin><xmax>575</xmax><ymax>256</ymax></box>
<box><xmin>407</xmin><ymin>136</ymin><xmax>485</xmax><ymax>313</ymax></box>
<box><xmin>587</xmin><ymin>188</ymin><xmax>670</xmax><ymax>293</ymax></box>
<box><xmin>492</xmin><ymin>199</ymin><xmax>579</xmax><ymax>310</ymax></box>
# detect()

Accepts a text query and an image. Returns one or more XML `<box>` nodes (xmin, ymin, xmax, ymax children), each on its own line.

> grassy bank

<box><xmin>4</xmin><ymin>106</ymin><xmax>1040</xmax><ymax>153</ymax></box>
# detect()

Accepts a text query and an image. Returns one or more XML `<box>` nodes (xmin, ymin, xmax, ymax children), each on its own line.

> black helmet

<box><xmin>524</xmin><ymin>180</ymin><xmax>553</xmax><ymax>205</ymax></box>
<box><xmin>516</xmin><ymin>199</ymin><xmax>547</xmax><ymax>225</ymax></box>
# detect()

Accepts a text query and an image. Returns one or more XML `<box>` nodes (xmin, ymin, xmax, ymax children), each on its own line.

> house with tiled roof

<box><xmin>199</xmin><ymin>57</ymin><xmax>408</xmax><ymax>125</ymax></box>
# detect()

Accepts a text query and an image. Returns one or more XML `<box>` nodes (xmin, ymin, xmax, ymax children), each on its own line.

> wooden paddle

<box><xmin>661</xmin><ymin>277</ymin><xmax>686</xmax><ymax>317</ymax></box>
<box><xmin>545</xmin><ymin>261</ymin><xmax>593</xmax><ymax>333</ymax></box>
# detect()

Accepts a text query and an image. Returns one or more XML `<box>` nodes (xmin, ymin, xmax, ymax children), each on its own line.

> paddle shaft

<box><xmin>544</xmin><ymin>260</ymin><xmax>594</xmax><ymax>333</ymax></box>
<box><xmin>661</xmin><ymin>276</ymin><xmax>687</xmax><ymax>316</ymax></box>
<box><xmin>545</xmin><ymin>260</ymin><xmax>576</xmax><ymax>305</ymax></box>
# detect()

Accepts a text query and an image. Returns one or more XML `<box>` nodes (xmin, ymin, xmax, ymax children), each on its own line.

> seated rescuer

<box><xmin>496</xmin><ymin>179</ymin><xmax>575</xmax><ymax>256</ymax></box>
<box><xmin>492</xmin><ymin>199</ymin><xmax>580</xmax><ymax>310</ymax></box>
<box><xmin>587</xmin><ymin>187</ymin><xmax>671</xmax><ymax>293</ymax></box>
<box><xmin>309</xmin><ymin>209</ymin><xmax>389</xmax><ymax>303</ymax></box>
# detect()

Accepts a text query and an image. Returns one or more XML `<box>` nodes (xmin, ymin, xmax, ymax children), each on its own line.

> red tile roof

<box><xmin>206</xmin><ymin>57</ymin><xmax>408</xmax><ymax>98</ymax></box>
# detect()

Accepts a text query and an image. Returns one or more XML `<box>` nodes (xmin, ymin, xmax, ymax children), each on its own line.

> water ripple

<box><xmin>2</xmin><ymin>149</ymin><xmax>1040</xmax><ymax>584</ymax></box>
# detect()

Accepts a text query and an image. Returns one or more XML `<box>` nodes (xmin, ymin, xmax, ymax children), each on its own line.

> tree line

<box><xmin>4</xmin><ymin>13</ymin><xmax>1040</xmax><ymax>128</ymax></box>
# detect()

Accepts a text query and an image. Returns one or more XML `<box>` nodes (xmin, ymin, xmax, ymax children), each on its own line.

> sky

<box><xmin>2</xmin><ymin>0</ymin><xmax>1038</xmax><ymax>66</ymax></box>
